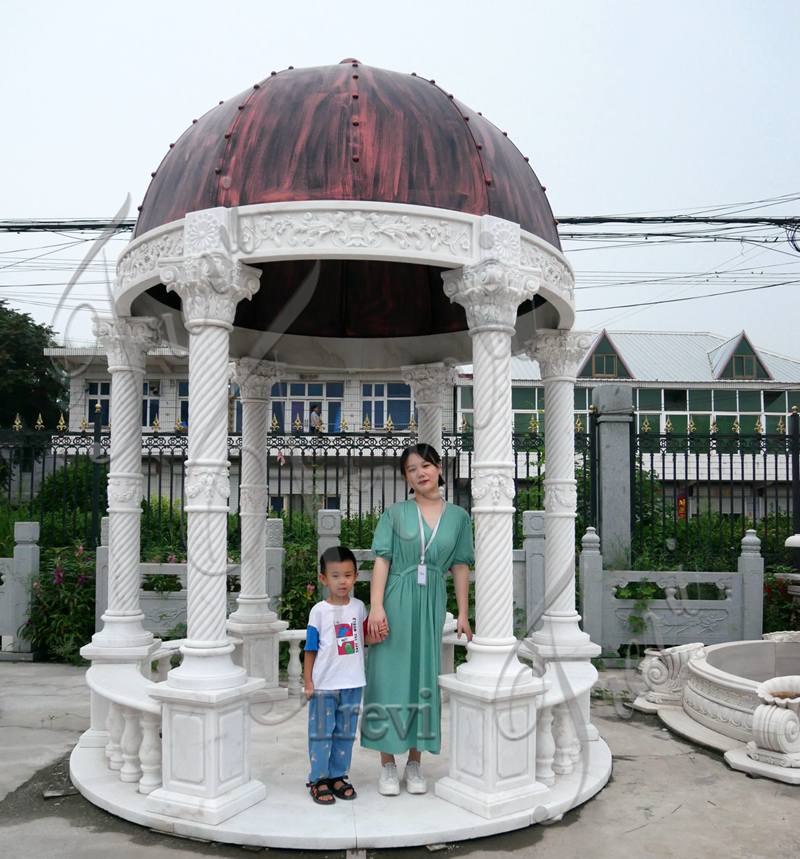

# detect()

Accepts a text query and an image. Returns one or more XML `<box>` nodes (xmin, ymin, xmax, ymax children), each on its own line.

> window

<box><xmin>229</xmin><ymin>383</ymin><xmax>242</xmax><ymax>433</ymax></box>
<box><xmin>637</xmin><ymin>389</ymin><xmax>662</xmax><ymax>411</ymax></box>
<box><xmin>362</xmin><ymin>382</ymin><xmax>412</xmax><ymax>430</ymax></box>
<box><xmin>733</xmin><ymin>355</ymin><xmax>756</xmax><ymax>379</ymax></box>
<box><xmin>592</xmin><ymin>354</ymin><xmax>618</xmax><ymax>378</ymax></box>
<box><xmin>688</xmin><ymin>389</ymin><xmax>712</xmax><ymax>411</ymax></box>
<box><xmin>87</xmin><ymin>381</ymin><xmax>110</xmax><ymax>426</ymax></box>
<box><xmin>142</xmin><ymin>380</ymin><xmax>160</xmax><ymax>429</ymax></box>
<box><xmin>737</xmin><ymin>390</ymin><xmax>761</xmax><ymax>412</ymax></box>
<box><xmin>713</xmin><ymin>389</ymin><xmax>737</xmax><ymax>412</ymax></box>
<box><xmin>177</xmin><ymin>380</ymin><xmax>189</xmax><ymax>429</ymax></box>
<box><xmin>663</xmin><ymin>389</ymin><xmax>687</xmax><ymax>412</ymax></box>
<box><xmin>270</xmin><ymin>381</ymin><xmax>343</xmax><ymax>433</ymax></box>
<box><xmin>764</xmin><ymin>391</ymin><xmax>786</xmax><ymax>414</ymax></box>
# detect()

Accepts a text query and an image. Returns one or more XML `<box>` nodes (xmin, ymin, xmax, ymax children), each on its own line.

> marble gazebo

<box><xmin>69</xmin><ymin>59</ymin><xmax>611</xmax><ymax>848</ymax></box>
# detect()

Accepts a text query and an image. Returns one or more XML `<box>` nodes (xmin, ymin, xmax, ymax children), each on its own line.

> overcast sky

<box><xmin>2</xmin><ymin>1</ymin><xmax>799</xmax><ymax>357</ymax></box>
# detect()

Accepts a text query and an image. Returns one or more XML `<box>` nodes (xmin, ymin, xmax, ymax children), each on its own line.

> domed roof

<box><xmin>134</xmin><ymin>60</ymin><xmax>559</xmax><ymax>246</ymax></box>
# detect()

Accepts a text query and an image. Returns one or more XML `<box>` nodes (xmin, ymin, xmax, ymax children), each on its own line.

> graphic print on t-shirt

<box><xmin>335</xmin><ymin>622</ymin><xmax>356</xmax><ymax>655</ymax></box>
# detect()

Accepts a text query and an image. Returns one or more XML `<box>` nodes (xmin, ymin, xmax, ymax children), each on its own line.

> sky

<box><xmin>2</xmin><ymin>0</ymin><xmax>799</xmax><ymax>357</ymax></box>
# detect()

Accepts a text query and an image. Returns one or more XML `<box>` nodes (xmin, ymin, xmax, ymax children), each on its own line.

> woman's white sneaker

<box><xmin>404</xmin><ymin>761</ymin><xmax>428</xmax><ymax>794</ymax></box>
<box><xmin>378</xmin><ymin>762</ymin><xmax>400</xmax><ymax>796</ymax></box>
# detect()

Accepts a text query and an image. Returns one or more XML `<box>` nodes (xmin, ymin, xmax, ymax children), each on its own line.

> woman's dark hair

<box><xmin>399</xmin><ymin>443</ymin><xmax>445</xmax><ymax>488</ymax></box>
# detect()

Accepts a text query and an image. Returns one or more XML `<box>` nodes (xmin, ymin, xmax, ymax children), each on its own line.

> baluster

<box><xmin>157</xmin><ymin>653</ymin><xmax>172</xmax><ymax>681</ymax></box>
<box><xmin>138</xmin><ymin>711</ymin><xmax>162</xmax><ymax>794</ymax></box>
<box><xmin>553</xmin><ymin>703</ymin><xmax>576</xmax><ymax>775</ymax></box>
<box><xmin>119</xmin><ymin>706</ymin><xmax>143</xmax><ymax>782</ymax></box>
<box><xmin>105</xmin><ymin>701</ymin><xmax>124</xmax><ymax>771</ymax></box>
<box><xmin>287</xmin><ymin>637</ymin><xmax>303</xmax><ymax>697</ymax></box>
<box><xmin>535</xmin><ymin>705</ymin><xmax>555</xmax><ymax>785</ymax></box>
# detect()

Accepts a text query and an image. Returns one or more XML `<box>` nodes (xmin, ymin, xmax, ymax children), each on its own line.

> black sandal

<box><xmin>308</xmin><ymin>779</ymin><xmax>336</xmax><ymax>805</ymax></box>
<box><xmin>328</xmin><ymin>776</ymin><xmax>357</xmax><ymax>800</ymax></box>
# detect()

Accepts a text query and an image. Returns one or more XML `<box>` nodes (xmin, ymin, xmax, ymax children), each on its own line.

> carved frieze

<box><xmin>471</xmin><ymin>471</ymin><xmax>515</xmax><ymax>506</ymax></box>
<box><xmin>117</xmin><ymin>228</ymin><xmax>184</xmax><ymax>292</ymax></box>
<box><xmin>239</xmin><ymin>485</ymin><xmax>268</xmax><ymax>513</ymax></box>
<box><xmin>544</xmin><ymin>479</ymin><xmax>578</xmax><ymax>513</ymax></box>
<box><xmin>520</xmin><ymin>241</ymin><xmax>575</xmax><ymax>305</ymax></box>
<box><xmin>478</xmin><ymin>216</ymin><xmax>520</xmax><ymax>265</ymax></box>
<box><xmin>237</xmin><ymin>210</ymin><xmax>472</xmax><ymax>257</ymax></box>
<box><xmin>106</xmin><ymin>474</ymin><xmax>144</xmax><ymax>507</ymax></box>
<box><xmin>185</xmin><ymin>464</ymin><xmax>230</xmax><ymax>506</ymax></box>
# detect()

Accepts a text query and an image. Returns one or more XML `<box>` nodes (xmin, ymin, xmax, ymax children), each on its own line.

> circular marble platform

<box><xmin>70</xmin><ymin>697</ymin><xmax>612</xmax><ymax>850</ymax></box>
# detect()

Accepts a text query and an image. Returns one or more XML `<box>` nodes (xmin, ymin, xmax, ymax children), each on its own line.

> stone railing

<box><xmin>579</xmin><ymin>527</ymin><xmax>764</xmax><ymax>655</ymax></box>
<box><xmin>0</xmin><ymin>522</ymin><xmax>39</xmax><ymax>657</ymax></box>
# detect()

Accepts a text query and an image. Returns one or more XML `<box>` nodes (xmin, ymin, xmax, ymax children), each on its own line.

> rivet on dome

<box><xmin>476</xmin><ymin>144</ymin><xmax>483</xmax><ymax>150</ymax></box>
<box><xmin>137</xmin><ymin>205</ymin><xmax>143</xmax><ymax>211</ymax></box>
<box><xmin>477</xmin><ymin>112</ymin><xmax>483</xmax><ymax>116</ymax></box>
<box><xmin>351</xmin><ymin>62</ymin><xmax>358</xmax><ymax>67</ymax></box>
<box><xmin>486</xmin><ymin>178</ymin><xmax>493</xmax><ymax>185</ymax></box>
<box><xmin>288</xmin><ymin>65</ymin><xmax>294</xmax><ymax>69</ymax></box>
<box><xmin>352</xmin><ymin>120</ymin><xmax>360</xmax><ymax>126</ymax></box>
<box><xmin>352</xmin><ymin>74</ymin><xmax>359</xmax><ymax>79</ymax></box>
<box><xmin>524</xmin><ymin>156</ymin><xmax>530</xmax><ymax>162</ymax></box>
<box><xmin>554</xmin><ymin>219</ymin><xmax>560</xmax><ymax>225</ymax></box>
<box><xmin>169</xmin><ymin>143</ymin><xmax>175</xmax><ymax>148</ymax></box>
<box><xmin>150</xmin><ymin>172</ymin><xmax>156</xmax><ymax>178</ymax></box>
<box><xmin>224</xmin><ymin>132</ymin><xmax>232</xmax><ymax>139</ymax></box>
<box><xmin>253</xmin><ymin>83</ymin><xmax>260</xmax><ymax>89</ymax></box>
<box><xmin>430</xmin><ymin>79</ymin><xmax>435</xmax><ymax>84</ymax></box>
<box><xmin>192</xmin><ymin>119</ymin><xmax>198</xmax><ymax>124</ymax></box>
<box><xmin>352</xmin><ymin>156</ymin><xmax>360</xmax><ymax>162</ymax></box>
<box><xmin>411</xmin><ymin>72</ymin><xmax>417</xmax><ymax>76</ymax></box>
<box><xmin>218</xmin><ymin>100</ymin><xmax>224</xmax><ymax>105</ymax></box>
<box><xmin>238</xmin><ymin>104</ymin><xmax>246</xmax><ymax>110</ymax></box>
<box><xmin>214</xmin><ymin>167</ymin><xmax>222</xmax><ymax>174</ymax></box>
<box><xmin>502</xmin><ymin>131</ymin><xmax>508</xmax><ymax>136</ymax></box>
<box><xmin>463</xmin><ymin>116</ymin><xmax>469</xmax><ymax>121</ymax></box>
<box><xmin>270</xmin><ymin>71</ymin><xmax>277</xmax><ymax>76</ymax></box>
<box><xmin>352</xmin><ymin>93</ymin><xmax>359</xmax><ymax>99</ymax></box>
<box><xmin>541</xmin><ymin>185</ymin><xmax>547</xmax><ymax>192</ymax></box>
<box><xmin>448</xmin><ymin>93</ymin><xmax>454</xmax><ymax>99</ymax></box>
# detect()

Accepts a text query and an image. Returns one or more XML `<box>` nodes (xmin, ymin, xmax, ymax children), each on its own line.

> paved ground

<box><xmin>0</xmin><ymin>662</ymin><xmax>797</xmax><ymax>859</ymax></box>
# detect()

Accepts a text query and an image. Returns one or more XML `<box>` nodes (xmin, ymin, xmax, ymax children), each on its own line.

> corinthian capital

<box><xmin>160</xmin><ymin>254</ymin><xmax>261</xmax><ymax>330</ymax></box>
<box><xmin>401</xmin><ymin>362</ymin><xmax>457</xmax><ymax>404</ymax></box>
<box><xmin>232</xmin><ymin>358</ymin><xmax>285</xmax><ymax>401</ymax></box>
<box><xmin>527</xmin><ymin>329</ymin><xmax>594</xmax><ymax>380</ymax></box>
<box><xmin>93</xmin><ymin>316</ymin><xmax>162</xmax><ymax>372</ymax></box>
<box><xmin>442</xmin><ymin>260</ymin><xmax>538</xmax><ymax>332</ymax></box>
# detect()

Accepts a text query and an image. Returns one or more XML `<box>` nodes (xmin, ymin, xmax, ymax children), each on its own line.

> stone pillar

<box><xmin>739</xmin><ymin>529</ymin><xmax>764</xmax><ymax>640</ymax></box>
<box><xmin>146</xmin><ymin>211</ymin><xmax>266</xmax><ymax>825</ymax></box>
<box><xmin>525</xmin><ymin>330</ymin><xmax>600</xmax><ymax>661</ymax></box>
<box><xmin>84</xmin><ymin>316</ymin><xmax>161</xmax><ymax>653</ymax></box>
<box><xmin>227</xmin><ymin>358</ymin><xmax>288</xmax><ymax>699</ymax></box>
<box><xmin>402</xmin><ymin>362</ymin><xmax>456</xmax><ymax>452</ymax></box>
<box><xmin>592</xmin><ymin>384</ymin><xmax>633</xmax><ymax>566</ymax></box>
<box><xmin>435</xmin><ymin>216</ymin><xmax>548</xmax><ymax>819</ymax></box>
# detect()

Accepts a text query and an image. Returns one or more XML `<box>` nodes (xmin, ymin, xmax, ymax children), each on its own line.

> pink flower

<box><xmin>53</xmin><ymin>569</ymin><xmax>64</xmax><ymax>586</ymax></box>
<box><xmin>306</xmin><ymin>583</ymin><xmax>316</xmax><ymax>595</ymax></box>
<box><xmin>75</xmin><ymin>544</ymin><xmax>84</xmax><ymax>557</ymax></box>
<box><xmin>77</xmin><ymin>575</ymin><xmax>87</xmax><ymax>586</ymax></box>
<box><xmin>276</xmin><ymin>452</ymin><xmax>286</xmax><ymax>466</ymax></box>
<box><xmin>166</xmin><ymin>553</ymin><xmax>177</xmax><ymax>564</ymax></box>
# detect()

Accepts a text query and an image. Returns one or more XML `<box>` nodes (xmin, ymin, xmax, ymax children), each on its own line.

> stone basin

<box><xmin>681</xmin><ymin>639</ymin><xmax>800</xmax><ymax>744</ymax></box>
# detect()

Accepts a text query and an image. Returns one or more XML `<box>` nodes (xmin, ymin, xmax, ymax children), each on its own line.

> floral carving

<box><xmin>544</xmin><ymin>480</ymin><xmax>578</xmax><ymax>512</ymax></box>
<box><xmin>478</xmin><ymin>217</ymin><xmax>520</xmax><ymax>264</ymax></box>
<box><xmin>520</xmin><ymin>240</ymin><xmax>575</xmax><ymax>304</ymax></box>
<box><xmin>237</xmin><ymin>210</ymin><xmax>472</xmax><ymax>257</ymax></box>
<box><xmin>185</xmin><ymin>466</ymin><xmax>230</xmax><ymax>505</ymax></box>
<box><xmin>233</xmin><ymin>358</ymin><xmax>285</xmax><ymax>401</ymax></box>
<box><xmin>160</xmin><ymin>255</ymin><xmax>261</xmax><ymax>327</ymax></box>
<box><xmin>107</xmin><ymin>475</ymin><xmax>143</xmax><ymax>506</ymax></box>
<box><xmin>93</xmin><ymin>316</ymin><xmax>162</xmax><ymax>371</ymax></box>
<box><xmin>117</xmin><ymin>229</ymin><xmax>184</xmax><ymax>291</ymax></box>
<box><xmin>472</xmin><ymin>472</ymin><xmax>515</xmax><ymax>505</ymax></box>
<box><xmin>239</xmin><ymin>485</ymin><xmax>268</xmax><ymax>513</ymax></box>
<box><xmin>528</xmin><ymin>330</ymin><xmax>594</xmax><ymax>379</ymax></box>
<box><xmin>638</xmin><ymin>643</ymin><xmax>704</xmax><ymax>705</ymax></box>
<box><xmin>442</xmin><ymin>260</ymin><xmax>538</xmax><ymax>330</ymax></box>
<box><xmin>402</xmin><ymin>363</ymin><xmax>457</xmax><ymax>404</ymax></box>
<box><xmin>184</xmin><ymin>210</ymin><xmax>232</xmax><ymax>256</ymax></box>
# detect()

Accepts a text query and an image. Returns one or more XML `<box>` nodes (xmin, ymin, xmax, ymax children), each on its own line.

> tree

<box><xmin>0</xmin><ymin>300</ymin><xmax>67</xmax><ymax>429</ymax></box>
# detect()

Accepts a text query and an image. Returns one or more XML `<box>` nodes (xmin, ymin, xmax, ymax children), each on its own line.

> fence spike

<box><xmin>79</xmin><ymin>417</ymin><xmax>89</xmax><ymax>432</ymax></box>
<box><xmin>293</xmin><ymin>414</ymin><xmax>303</xmax><ymax>432</ymax></box>
<box><xmin>778</xmin><ymin>417</ymin><xmax>786</xmax><ymax>434</ymax></box>
<box><xmin>385</xmin><ymin>415</ymin><xmax>394</xmax><ymax>434</ymax></box>
<box><xmin>12</xmin><ymin>413</ymin><xmax>22</xmax><ymax>432</ymax></box>
<box><xmin>641</xmin><ymin>416</ymin><xmax>651</xmax><ymax>433</ymax></box>
<box><xmin>754</xmin><ymin>418</ymin><xmax>763</xmax><ymax>434</ymax></box>
<box><xmin>574</xmin><ymin>415</ymin><xmax>584</xmax><ymax>433</ymax></box>
<box><xmin>408</xmin><ymin>415</ymin><xmax>417</xmax><ymax>433</ymax></box>
<box><xmin>340</xmin><ymin>415</ymin><xmax>349</xmax><ymax>431</ymax></box>
<box><xmin>529</xmin><ymin>414</ymin><xmax>539</xmax><ymax>433</ymax></box>
<box><xmin>362</xmin><ymin>415</ymin><xmax>371</xmax><ymax>432</ymax></box>
<box><xmin>270</xmin><ymin>414</ymin><xmax>279</xmax><ymax>432</ymax></box>
<box><xmin>56</xmin><ymin>412</ymin><xmax>66</xmax><ymax>431</ymax></box>
<box><xmin>34</xmin><ymin>413</ymin><xmax>44</xmax><ymax>430</ymax></box>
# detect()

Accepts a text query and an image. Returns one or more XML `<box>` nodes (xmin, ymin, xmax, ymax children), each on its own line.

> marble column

<box><xmin>524</xmin><ymin>329</ymin><xmax>600</xmax><ymax>661</ymax></box>
<box><xmin>227</xmin><ymin>358</ymin><xmax>288</xmax><ymax>699</ymax></box>
<box><xmin>435</xmin><ymin>216</ymin><xmax>549</xmax><ymax>819</ymax></box>
<box><xmin>146</xmin><ymin>230</ymin><xmax>266</xmax><ymax>825</ymax></box>
<box><xmin>83</xmin><ymin>316</ymin><xmax>161</xmax><ymax>654</ymax></box>
<box><xmin>402</xmin><ymin>362</ymin><xmax>456</xmax><ymax>452</ymax></box>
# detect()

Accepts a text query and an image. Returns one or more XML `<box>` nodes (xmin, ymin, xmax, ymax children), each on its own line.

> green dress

<box><xmin>361</xmin><ymin>500</ymin><xmax>474</xmax><ymax>754</ymax></box>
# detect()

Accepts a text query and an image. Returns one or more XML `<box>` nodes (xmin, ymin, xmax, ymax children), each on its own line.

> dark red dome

<box><xmin>134</xmin><ymin>60</ymin><xmax>559</xmax><ymax>246</ymax></box>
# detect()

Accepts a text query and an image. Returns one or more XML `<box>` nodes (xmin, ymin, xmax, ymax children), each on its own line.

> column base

<box><xmin>454</xmin><ymin>637</ymin><xmax>535</xmax><ymax>688</ymax></box>
<box><xmin>436</xmin><ymin>673</ymin><xmax>548</xmax><ymax>819</ymax></box>
<box><xmin>146</xmin><ymin>778</ymin><xmax>266</xmax><ymax>826</ymax></box>
<box><xmin>167</xmin><ymin>642</ymin><xmax>249</xmax><ymax>691</ymax></box>
<box><xmin>80</xmin><ymin>638</ymin><xmax>161</xmax><ymax>665</ymax></box>
<box><xmin>89</xmin><ymin>613</ymin><xmax>155</xmax><ymax>650</ymax></box>
<box><xmin>522</xmin><ymin>613</ymin><xmax>600</xmax><ymax>662</ymax></box>
<box><xmin>147</xmin><ymin>677</ymin><xmax>266</xmax><ymax>824</ymax></box>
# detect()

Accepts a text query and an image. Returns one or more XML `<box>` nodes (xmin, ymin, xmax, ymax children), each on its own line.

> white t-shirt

<box><xmin>305</xmin><ymin>597</ymin><xmax>367</xmax><ymax>691</ymax></box>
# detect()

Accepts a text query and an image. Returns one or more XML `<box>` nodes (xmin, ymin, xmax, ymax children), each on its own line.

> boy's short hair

<box><xmin>319</xmin><ymin>545</ymin><xmax>357</xmax><ymax>574</ymax></box>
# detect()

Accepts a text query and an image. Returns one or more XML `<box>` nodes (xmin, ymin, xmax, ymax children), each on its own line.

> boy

<box><xmin>304</xmin><ymin>545</ymin><xmax>367</xmax><ymax>804</ymax></box>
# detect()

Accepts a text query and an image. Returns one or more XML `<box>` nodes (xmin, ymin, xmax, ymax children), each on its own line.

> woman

<box><xmin>362</xmin><ymin>443</ymin><xmax>473</xmax><ymax>796</ymax></box>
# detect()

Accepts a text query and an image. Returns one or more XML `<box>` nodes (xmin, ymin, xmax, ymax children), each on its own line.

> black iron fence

<box><xmin>0</xmin><ymin>422</ymin><xmax>597</xmax><ymax>553</ymax></box>
<box><xmin>632</xmin><ymin>411</ymin><xmax>800</xmax><ymax>570</ymax></box>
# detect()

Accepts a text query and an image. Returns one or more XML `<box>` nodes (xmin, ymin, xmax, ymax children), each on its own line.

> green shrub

<box><xmin>25</xmin><ymin>543</ymin><xmax>95</xmax><ymax>664</ymax></box>
<box><xmin>34</xmin><ymin>456</ymin><xmax>107</xmax><ymax>517</ymax></box>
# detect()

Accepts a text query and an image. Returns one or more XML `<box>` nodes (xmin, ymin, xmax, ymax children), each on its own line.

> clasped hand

<box><xmin>367</xmin><ymin>607</ymin><xmax>390</xmax><ymax>643</ymax></box>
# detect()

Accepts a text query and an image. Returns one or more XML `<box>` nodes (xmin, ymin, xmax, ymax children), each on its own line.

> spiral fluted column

<box><xmin>227</xmin><ymin>359</ymin><xmax>288</xmax><ymax>697</ymax></box>
<box><xmin>88</xmin><ymin>316</ymin><xmax>161</xmax><ymax>650</ymax></box>
<box><xmin>442</xmin><ymin>257</ymin><xmax>537</xmax><ymax>685</ymax></box>
<box><xmin>401</xmin><ymin>363</ymin><xmax>456</xmax><ymax>453</ymax></box>
<box><xmin>524</xmin><ymin>329</ymin><xmax>600</xmax><ymax>660</ymax></box>
<box><xmin>160</xmin><ymin>251</ymin><xmax>261</xmax><ymax>690</ymax></box>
